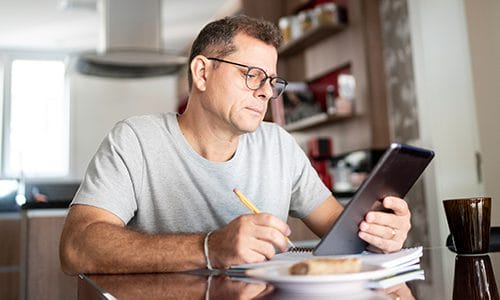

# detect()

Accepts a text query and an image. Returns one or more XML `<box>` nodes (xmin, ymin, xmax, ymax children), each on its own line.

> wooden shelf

<box><xmin>279</xmin><ymin>23</ymin><xmax>347</xmax><ymax>57</ymax></box>
<box><xmin>284</xmin><ymin>112</ymin><xmax>353</xmax><ymax>131</ymax></box>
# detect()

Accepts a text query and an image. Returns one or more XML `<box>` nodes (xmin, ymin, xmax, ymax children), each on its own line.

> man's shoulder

<box><xmin>120</xmin><ymin>112</ymin><xmax>171</xmax><ymax>129</ymax></box>
<box><xmin>107</xmin><ymin>113</ymin><xmax>173</xmax><ymax>142</ymax></box>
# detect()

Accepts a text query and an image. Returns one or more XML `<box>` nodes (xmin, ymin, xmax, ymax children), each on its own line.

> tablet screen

<box><xmin>313</xmin><ymin>143</ymin><xmax>434</xmax><ymax>255</ymax></box>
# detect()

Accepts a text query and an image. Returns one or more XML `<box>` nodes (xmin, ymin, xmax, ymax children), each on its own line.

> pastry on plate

<box><xmin>289</xmin><ymin>257</ymin><xmax>362</xmax><ymax>275</ymax></box>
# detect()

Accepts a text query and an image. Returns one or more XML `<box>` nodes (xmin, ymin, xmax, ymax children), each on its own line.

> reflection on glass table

<box><xmin>78</xmin><ymin>247</ymin><xmax>500</xmax><ymax>300</ymax></box>
<box><xmin>79</xmin><ymin>272</ymin><xmax>411</xmax><ymax>300</ymax></box>
<box><xmin>452</xmin><ymin>254</ymin><xmax>499</xmax><ymax>300</ymax></box>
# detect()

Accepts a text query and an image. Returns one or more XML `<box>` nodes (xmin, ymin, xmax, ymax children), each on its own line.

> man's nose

<box><xmin>255</xmin><ymin>78</ymin><xmax>273</xmax><ymax>100</ymax></box>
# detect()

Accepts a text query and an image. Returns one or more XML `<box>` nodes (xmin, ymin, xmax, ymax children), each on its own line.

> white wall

<box><xmin>463</xmin><ymin>0</ymin><xmax>500</xmax><ymax>224</ymax></box>
<box><xmin>407</xmin><ymin>0</ymin><xmax>485</xmax><ymax>298</ymax></box>
<box><xmin>408</xmin><ymin>0</ymin><xmax>483</xmax><ymax>247</ymax></box>
<box><xmin>68</xmin><ymin>73</ymin><xmax>178</xmax><ymax>180</ymax></box>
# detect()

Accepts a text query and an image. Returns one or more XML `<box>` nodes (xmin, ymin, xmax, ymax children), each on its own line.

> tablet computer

<box><xmin>313</xmin><ymin>143</ymin><xmax>435</xmax><ymax>255</ymax></box>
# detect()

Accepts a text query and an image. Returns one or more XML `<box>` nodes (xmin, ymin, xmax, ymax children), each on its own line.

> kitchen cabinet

<box><xmin>0</xmin><ymin>213</ymin><xmax>20</xmax><ymax>300</ymax></box>
<box><xmin>19</xmin><ymin>209</ymin><xmax>76</xmax><ymax>300</ymax></box>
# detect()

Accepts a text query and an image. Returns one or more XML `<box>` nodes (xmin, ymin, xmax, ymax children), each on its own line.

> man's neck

<box><xmin>177</xmin><ymin>108</ymin><xmax>240</xmax><ymax>162</ymax></box>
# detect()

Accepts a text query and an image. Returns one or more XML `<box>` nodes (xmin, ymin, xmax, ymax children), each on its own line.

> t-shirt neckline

<box><xmin>166</xmin><ymin>112</ymin><xmax>244</xmax><ymax>170</ymax></box>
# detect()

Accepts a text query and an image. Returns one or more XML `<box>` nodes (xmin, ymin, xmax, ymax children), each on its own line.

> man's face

<box><xmin>203</xmin><ymin>33</ymin><xmax>278</xmax><ymax>135</ymax></box>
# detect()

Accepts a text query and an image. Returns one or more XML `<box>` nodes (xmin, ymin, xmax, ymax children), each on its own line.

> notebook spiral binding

<box><xmin>289</xmin><ymin>247</ymin><xmax>314</xmax><ymax>253</ymax></box>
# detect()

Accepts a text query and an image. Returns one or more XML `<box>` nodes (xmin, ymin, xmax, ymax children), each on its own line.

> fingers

<box><xmin>383</xmin><ymin>196</ymin><xmax>410</xmax><ymax>216</ymax></box>
<box><xmin>365</xmin><ymin>197</ymin><xmax>411</xmax><ymax>230</ymax></box>
<box><xmin>364</xmin><ymin>211</ymin><xmax>411</xmax><ymax>233</ymax></box>
<box><xmin>252</xmin><ymin>213</ymin><xmax>292</xmax><ymax>237</ymax></box>
<box><xmin>251</xmin><ymin>225</ymin><xmax>289</xmax><ymax>252</ymax></box>
<box><xmin>210</xmin><ymin>213</ymin><xmax>292</xmax><ymax>268</ymax></box>
<box><xmin>249</xmin><ymin>213</ymin><xmax>291</xmax><ymax>252</ymax></box>
<box><xmin>238</xmin><ymin>237</ymin><xmax>276</xmax><ymax>262</ymax></box>
<box><xmin>359</xmin><ymin>220</ymin><xmax>408</xmax><ymax>252</ymax></box>
<box><xmin>360</xmin><ymin>196</ymin><xmax>412</xmax><ymax>253</ymax></box>
<box><xmin>360</xmin><ymin>221</ymin><xmax>402</xmax><ymax>240</ymax></box>
<box><xmin>359</xmin><ymin>230</ymin><xmax>401</xmax><ymax>253</ymax></box>
<box><xmin>383</xmin><ymin>283</ymin><xmax>415</xmax><ymax>300</ymax></box>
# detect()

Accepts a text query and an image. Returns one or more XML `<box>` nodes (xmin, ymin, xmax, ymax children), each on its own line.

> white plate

<box><xmin>246</xmin><ymin>263</ymin><xmax>390</xmax><ymax>294</ymax></box>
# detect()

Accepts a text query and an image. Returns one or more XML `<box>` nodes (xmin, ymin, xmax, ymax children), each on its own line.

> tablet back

<box><xmin>313</xmin><ymin>143</ymin><xmax>434</xmax><ymax>255</ymax></box>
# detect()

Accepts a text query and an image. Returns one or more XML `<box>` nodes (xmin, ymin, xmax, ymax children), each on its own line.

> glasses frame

<box><xmin>207</xmin><ymin>57</ymin><xmax>288</xmax><ymax>100</ymax></box>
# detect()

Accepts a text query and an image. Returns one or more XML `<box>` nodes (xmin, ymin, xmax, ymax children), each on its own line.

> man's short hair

<box><xmin>187</xmin><ymin>15</ymin><xmax>283</xmax><ymax>90</ymax></box>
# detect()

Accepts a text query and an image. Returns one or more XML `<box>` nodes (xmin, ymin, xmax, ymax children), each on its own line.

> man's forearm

<box><xmin>61</xmin><ymin>222</ymin><xmax>207</xmax><ymax>274</ymax></box>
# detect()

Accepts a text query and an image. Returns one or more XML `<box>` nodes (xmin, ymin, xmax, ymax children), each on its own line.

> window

<box><xmin>4</xmin><ymin>59</ymin><xmax>69</xmax><ymax>178</ymax></box>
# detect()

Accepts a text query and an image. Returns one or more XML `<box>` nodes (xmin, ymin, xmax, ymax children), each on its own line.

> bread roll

<box><xmin>289</xmin><ymin>257</ymin><xmax>362</xmax><ymax>275</ymax></box>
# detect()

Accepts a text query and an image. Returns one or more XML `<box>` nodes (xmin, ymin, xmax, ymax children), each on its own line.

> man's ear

<box><xmin>190</xmin><ymin>55</ymin><xmax>209</xmax><ymax>91</ymax></box>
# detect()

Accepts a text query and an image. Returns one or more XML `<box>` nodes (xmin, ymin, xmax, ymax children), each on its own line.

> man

<box><xmin>60</xmin><ymin>15</ymin><xmax>411</xmax><ymax>274</ymax></box>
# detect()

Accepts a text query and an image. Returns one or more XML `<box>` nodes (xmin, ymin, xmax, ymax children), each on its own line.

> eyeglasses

<box><xmin>207</xmin><ymin>57</ymin><xmax>288</xmax><ymax>100</ymax></box>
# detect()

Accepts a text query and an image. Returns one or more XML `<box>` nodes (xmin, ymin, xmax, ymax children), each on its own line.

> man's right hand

<box><xmin>208</xmin><ymin>213</ymin><xmax>291</xmax><ymax>269</ymax></box>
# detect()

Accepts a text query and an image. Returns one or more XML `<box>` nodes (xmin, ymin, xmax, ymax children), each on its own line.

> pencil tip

<box><xmin>233</xmin><ymin>188</ymin><xmax>238</xmax><ymax>193</ymax></box>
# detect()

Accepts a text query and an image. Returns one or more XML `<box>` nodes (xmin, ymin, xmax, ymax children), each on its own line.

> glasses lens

<box><xmin>245</xmin><ymin>68</ymin><xmax>266</xmax><ymax>90</ymax></box>
<box><xmin>270</xmin><ymin>78</ymin><xmax>287</xmax><ymax>99</ymax></box>
<box><xmin>245</xmin><ymin>67</ymin><xmax>288</xmax><ymax>99</ymax></box>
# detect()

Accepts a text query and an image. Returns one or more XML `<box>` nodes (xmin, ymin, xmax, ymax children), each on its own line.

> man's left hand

<box><xmin>358</xmin><ymin>196</ymin><xmax>411</xmax><ymax>253</ymax></box>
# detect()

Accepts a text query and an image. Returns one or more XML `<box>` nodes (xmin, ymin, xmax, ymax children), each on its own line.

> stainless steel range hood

<box><xmin>76</xmin><ymin>0</ymin><xmax>187</xmax><ymax>78</ymax></box>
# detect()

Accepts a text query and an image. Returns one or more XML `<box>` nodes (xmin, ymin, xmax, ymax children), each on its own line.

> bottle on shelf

<box><xmin>326</xmin><ymin>84</ymin><xmax>336</xmax><ymax>115</ymax></box>
<box><xmin>332</xmin><ymin>160</ymin><xmax>352</xmax><ymax>192</ymax></box>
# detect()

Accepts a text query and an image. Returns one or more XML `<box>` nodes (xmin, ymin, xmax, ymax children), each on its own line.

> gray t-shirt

<box><xmin>72</xmin><ymin>112</ymin><xmax>331</xmax><ymax>234</ymax></box>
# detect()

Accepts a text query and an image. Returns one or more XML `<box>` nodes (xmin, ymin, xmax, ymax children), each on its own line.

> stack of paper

<box><xmin>229</xmin><ymin>246</ymin><xmax>425</xmax><ymax>289</ymax></box>
<box><xmin>357</xmin><ymin>247</ymin><xmax>425</xmax><ymax>288</ymax></box>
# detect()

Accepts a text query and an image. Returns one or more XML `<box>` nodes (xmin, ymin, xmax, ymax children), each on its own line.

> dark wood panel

<box><xmin>0</xmin><ymin>272</ymin><xmax>19</xmax><ymax>300</ymax></box>
<box><xmin>0</xmin><ymin>215</ymin><xmax>20</xmax><ymax>300</ymax></box>
<box><xmin>21</xmin><ymin>212</ymin><xmax>77</xmax><ymax>300</ymax></box>
<box><xmin>241</xmin><ymin>0</ymin><xmax>284</xmax><ymax>24</ymax></box>
<box><xmin>0</xmin><ymin>216</ymin><xmax>20</xmax><ymax>265</ymax></box>
<box><xmin>363</xmin><ymin>0</ymin><xmax>390</xmax><ymax>148</ymax></box>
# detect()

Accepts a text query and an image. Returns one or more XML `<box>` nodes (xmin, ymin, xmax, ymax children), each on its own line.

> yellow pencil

<box><xmin>232</xmin><ymin>188</ymin><xmax>296</xmax><ymax>249</ymax></box>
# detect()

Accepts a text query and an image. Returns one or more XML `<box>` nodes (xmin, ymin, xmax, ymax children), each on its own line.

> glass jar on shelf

<box><xmin>315</xmin><ymin>2</ymin><xmax>339</xmax><ymax>26</ymax></box>
<box><xmin>298</xmin><ymin>9</ymin><xmax>317</xmax><ymax>33</ymax></box>
<box><xmin>278</xmin><ymin>16</ymin><xmax>292</xmax><ymax>44</ymax></box>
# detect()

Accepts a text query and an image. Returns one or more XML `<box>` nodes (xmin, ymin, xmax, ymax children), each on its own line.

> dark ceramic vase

<box><xmin>443</xmin><ymin>197</ymin><xmax>491</xmax><ymax>254</ymax></box>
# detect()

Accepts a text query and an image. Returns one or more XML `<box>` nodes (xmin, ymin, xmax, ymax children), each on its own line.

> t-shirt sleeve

<box><xmin>285</xmin><ymin>133</ymin><xmax>332</xmax><ymax>219</ymax></box>
<box><xmin>71</xmin><ymin>121</ymin><xmax>143</xmax><ymax>224</ymax></box>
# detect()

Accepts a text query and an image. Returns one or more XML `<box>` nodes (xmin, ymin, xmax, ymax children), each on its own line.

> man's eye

<box><xmin>246</xmin><ymin>73</ymin><xmax>256</xmax><ymax>79</ymax></box>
